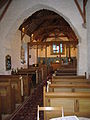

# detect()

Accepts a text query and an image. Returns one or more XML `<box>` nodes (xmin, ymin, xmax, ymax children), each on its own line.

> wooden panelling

<box><xmin>0</xmin><ymin>76</ymin><xmax>22</xmax><ymax>103</ymax></box>
<box><xmin>0</xmin><ymin>75</ymin><xmax>32</xmax><ymax>102</ymax></box>
<box><xmin>22</xmin><ymin>75</ymin><xmax>31</xmax><ymax>96</ymax></box>
<box><xmin>0</xmin><ymin>82</ymin><xmax>15</xmax><ymax>114</ymax></box>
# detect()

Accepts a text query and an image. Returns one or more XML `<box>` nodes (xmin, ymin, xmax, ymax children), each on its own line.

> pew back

<box><xmin>17</xmin><ymin>68</ymin><xmax>37</xmax><ymax>75</ymax></box>
<box><xmin>17</xmin><ymin>68</ymin><xmax>40</xmax><ymax>85</ymax></box>
<box><xmin>51</xmin><ymin>78</ymin><xmax>90</xmax><ymax>84</ymax></box>
<box><xmin>0</xmin><ymin>75</ymin><xmax>22</xmax><ymax>103</ymax></box>
<box><xmin>49</xmin><ymin>83</ymin><xmax>90</xmax><ymax>92</ymax></box>
<box><xmin>52</xmin><ymin>75</ymin><xmax>85</xmax><ymax>79</ymax></box>
<box><xmin>43</xmin><ymin>86</ymin><xmax>90</xmax><ymax>117</ymax></box>
<box><xmin>0</xmin><ymin>82</ymin><xmax>15</xmax><ymax>114</ymax></box>
<box><xmin>22</xmin><ymin>75</ymin><xmax>31</xmax><ymax>96</ymax></box>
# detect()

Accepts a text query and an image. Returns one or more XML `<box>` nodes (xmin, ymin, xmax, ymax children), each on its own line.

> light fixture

<box><xmin>31</xmin><ymin>34</ymin><xmax>34</xmax><ymax>37</ymax></box>
<box><xmin>22</xmin><ymin>27</ymin><xmax>25</xmax><ymax>32</ymax></box>
<box><xmin>31</xmin><ymin>34</ymin><xmax>34</xmax><ymax>41</ymax></box>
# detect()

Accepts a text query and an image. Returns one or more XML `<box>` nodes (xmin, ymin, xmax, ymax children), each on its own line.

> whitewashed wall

<box><xmin>10</xmin><ymin>30</ymin><xmax>21</xmax><ymax>70</ymax></box>
<box><xmin>0</xmin><ymin>0</ymin><xmax>87</xmax><ymax>75</ymax></box>
<box><xmin>87</xmin><ymin>1</ymin><xmax>90</xmax><ymax>78</ymax></box>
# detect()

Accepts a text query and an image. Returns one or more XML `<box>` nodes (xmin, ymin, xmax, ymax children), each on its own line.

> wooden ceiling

<box><xmin>19</xmin><ymin>9</ymin><xmax>78</xmax><ymax>43</ymax></box>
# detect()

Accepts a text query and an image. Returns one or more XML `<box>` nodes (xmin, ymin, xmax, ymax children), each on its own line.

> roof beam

<box><xmin>0</xmin><ymin>0</ymin><xmax>12</xmax><ymax>21</ymax></box>
<box><xmin>28</xmin><ymin>40</ymin><xmax>78</xmax><ymax>46</ymax></box>
<box><xmin>20</xmin><ymin>15</ymin><xmax>62</xmax><ymax>29</ymax></box>
<box><xmin>47</xmin><ymin>35</ymin><xmax>67</xmax><ymax>38</ymax></box>
<box><xmin>83</xmin><ymin>0</ymin><xmax>87</xmax><ymax>24</ymax></box>
<box><xmin>74</xmin><ymin>0</ymin><xmax>87</xmax><ymax>25</ymax></box>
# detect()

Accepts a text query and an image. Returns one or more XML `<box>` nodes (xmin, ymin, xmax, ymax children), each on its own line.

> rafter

<box><xmin>33</xmin><ymin>26</ymin><xmax>77</xmax><ymax>41</ymax></box>
<box><xmin>74</xmin><ymin>0</ymin><xmax>87</xmax><ymax>25</ymax></box>
<box><xmin>33</xmin><ymin>25</ymin><xmax>70</xmax><ymax>36</ymax></box>
<box><xmin>0</xmin><ymin>0</ymin><xmax>12</xmax><ymax>21</ymax></box>
<box><xmin>19</xmin><ymin>9</ymin><xmax>78</xmax><ymax>43</ymax></box>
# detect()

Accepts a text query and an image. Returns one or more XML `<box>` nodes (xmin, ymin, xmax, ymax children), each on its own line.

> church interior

<box><xmin>0</xmin><ymin>0</ymin><xmax>90</xmax><ymax>120</ymax></box>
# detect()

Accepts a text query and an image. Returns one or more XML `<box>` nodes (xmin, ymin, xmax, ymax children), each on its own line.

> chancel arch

<box><xmin>19</xmin><ymin>8</ymin><xmax>79</xmax><ymax>74</ymax></box>
<box><xmin>1</xmin><ymin>2</ymin><xmax>86</xmax><ymax>76</ymax></box>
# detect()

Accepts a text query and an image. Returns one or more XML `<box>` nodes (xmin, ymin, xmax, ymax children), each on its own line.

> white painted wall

<box><xmin>11</xmin><ymin>30</ymin><xmax>21</xmax><ymax>70</ymax></box>
<box><xmin>77</xmin><ymin>27</ymin><xmax>87</xmax><ymax>75</ymax></box>
<box><xmin>87</xmin><ymin>0</ymin><xmax>90</xmax><ymax>78</ymax></box>
<box><xmin>0</xmin><ymin>0</ymin><xmax>87</xmax><ymax>75</ymax></box>
<box><xmin>29</xmin><ymin>48</ymin><xmax>36</xmax><ymax>65</ymax></box>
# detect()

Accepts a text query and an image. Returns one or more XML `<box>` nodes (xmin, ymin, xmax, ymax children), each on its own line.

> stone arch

<box><xmin>6</xmin><ymin>3</ymin><xmax>80</xmax><ymax>74</ymax></box>
<box><xmin>7</xmin><ymin>4</ymin><xmax>80</xmax><ymax>42</ymax></box>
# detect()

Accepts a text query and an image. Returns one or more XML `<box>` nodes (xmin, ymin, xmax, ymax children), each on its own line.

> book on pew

<box><xmin>50</xmin><ymin>116</ymin><xmax>79</xmax><ymax>120</ymax></box>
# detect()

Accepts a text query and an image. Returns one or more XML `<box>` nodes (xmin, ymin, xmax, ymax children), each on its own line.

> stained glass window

<box><xmin>52</xmin><ymin>44</ymin><xmax>63</xmax><ymax>54</ymax></box>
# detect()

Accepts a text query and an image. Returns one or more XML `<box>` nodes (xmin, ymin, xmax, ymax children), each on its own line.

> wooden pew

<box><xmin>47</xmin><ymin>66</ymin><xmax>53</xmax><ymax>75</ymax></box>
<box><xmin>52</xmin><ymin>75</ymin><xmax>86</xmax><ymax>79</ymax></box>
<box><xmin>17</xmin><ymin>68</ymin><xmax>36</xmax><ymax>75</ymax></box>
<box><xmin>11</xmin><ymin>75</ymin><xmax>32</xmax><ymax>98</ymax></box>
<box><xmin>51</xmin><ymin>78</ymin><xmax>90</xmax><ymax>84</ymax></box>
<box><xmin>21</xmin><ymin>75</ymin><xmax>31</xmax><ymax>96</ymax></box>
<box><xmin>49</xmin><ymin>83</ymin><xmax>90</xmax><ymax>92</ymax></box>
<box><xmin>0</xmin><ymin>81</ymin><xmax>15</xmax><ymax>114</ymax></box>
<box><xmin>55</xmin><ymin>68</ymin><xmax>77</xmax><ymax>76</ymax></box>
<box><xmin>43</xmin><ymin>86</ymin><xmax>90</xmax><ymax>117</ymax></box>
<box><xmin>16</xmin><ymin>66</ymin><xmax>47</xmax><ymax>83</ymax></box>
<box><xmin>40</xmin><ymin>64</ymin><xmax>47</xmax><ymax>80</ymax></box>
<box><xmin>16</xmin><ymin>68</ymin><xmax>39</xmax><ymax>86</ymax></box>
<box><xmin>12</xmin><ymin>74</ymin><xmax>32</xmax><ymax>96</ymax></box>
<box><xmin>0</xmin><ymin>74</ymin><xmax>32</xmax><ymax>101</ymax></box>
<box><xmin>0</xmin><ymin>75</ymin><xmax>22</xmax><ymax>103</ymax></box>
